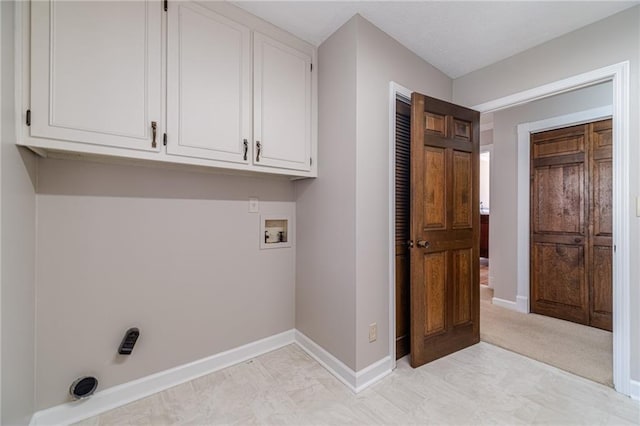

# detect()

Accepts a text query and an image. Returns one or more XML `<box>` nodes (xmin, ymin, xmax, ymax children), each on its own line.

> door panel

<box><xmin>532</xmin><ymin>163</ymin><xmax>584</xmax><ymax>234</ymax></box>
<box><xmin>410</xmin><ymin>93</ymin><xmax>480</xmax><ymax>368</ymax></box>
<box><xmin>453</xmin><ymin>248</ymin><xmax>473</xmax><ymax>326</ymax></box>
<box><xmin>423</xmin><ymin>252</ymin><xmax>447</xmax><ymax>336</ymax></box>
<box><xmin>424</xmin><ymin>148</ymin><xmax>447</xmax><ymax>230</ymax></box>
<box><xmin>530</xmin><ymin>119</ymin><xmax>612</xmax><ymax>331</ymax></box>
<box><xmin>425</xmin><ymin>112</ymin><xmax>446</xmax><ymax>135</ymax></box>
<box><xmin>591</xmin><ymin>245</ymin><xmax>612</xmax><ymax>330</ymax></box>
<box><xmin>31</xmin><ymin>0</ymin><xmax>162</xmax><ymax>151</ymax></box>
<box><xmin>253</xmin><ymin>33</ymin><xmax>311</xmax><ymax>171</ymax></box>
<box><xmin>452</xmin><ymin>151</ymin><xmax>473</xmax><ymax>229</ymax></box>
<box><xmin>531</xmin><ymin>242</ymin><xmax>587</xmax><ymax>323</ymax></box>
<box><xmin>166</xmin><ymin>1</ymin><xmax>251</xmax><ymax>163</ymax></box>
<box><xmin>532</xmin><ymin>134</ymin><xmax>585</xmax><ymax>159</ymax></box>
<box><xmin>593</xmin><ymin>159</ymin><xmax>613</xmax><ymax>237</ymax></box>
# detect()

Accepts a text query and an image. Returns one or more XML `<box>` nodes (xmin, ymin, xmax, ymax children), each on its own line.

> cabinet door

<box><xmin>30</xmin><ymin>0</ymin><xmax>162</xmax><ymax>151</ymax></box>
<box><xmin>253</xmin><ymin>33</ymin><xmax>312</xmax><ymax>171</ymax></box>
<box><xmin>167</xmin><ymin>2</ymin><xmax>251</xmax><ymax>163</ymax></box>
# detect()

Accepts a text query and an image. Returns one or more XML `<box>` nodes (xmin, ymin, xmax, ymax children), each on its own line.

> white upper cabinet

<box><xmin>253</xmin><ymin>33</ymin><xmax>312</xmax><ymax>172</ymax></box>
<box><xmin>30</xmin><ymin>0</ymin><xmax>162</xmax><ymax>151</ymax></box>
<box><xmin>20</xmin><ymin>1</ymin><xmax>317</xmax><ymax>178</ymax></box>
<box><xmin>166</xmin><ymin>2</ymin><xmax>251</xmax><ymax>163</ymax></box>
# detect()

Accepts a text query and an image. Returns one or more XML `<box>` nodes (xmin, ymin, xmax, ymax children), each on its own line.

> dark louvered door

<box><xmin>395</xmin><ymin>99</ymin><xmax>411</xmax><ymax>359</ymax></box>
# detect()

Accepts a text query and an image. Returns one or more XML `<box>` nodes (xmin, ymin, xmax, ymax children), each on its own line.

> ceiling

<box><xmin>232</xmin><ymin>1</ymin><xmax>639</xmax><ymax>78</ymax></box>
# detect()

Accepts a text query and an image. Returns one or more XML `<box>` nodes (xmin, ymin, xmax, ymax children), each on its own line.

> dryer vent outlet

<box><xmin>69</xmin><ymin>376</ymin><xmax>98</xmax><ymax>400</ymax></box>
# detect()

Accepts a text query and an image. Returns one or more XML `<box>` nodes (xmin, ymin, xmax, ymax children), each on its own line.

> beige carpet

<box><xmin>480</xmin><ymin>285</ymin><xmax>613</xmax><ymax>387</ymax></box>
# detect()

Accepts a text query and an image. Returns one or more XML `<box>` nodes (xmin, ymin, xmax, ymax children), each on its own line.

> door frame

<box><xmin>387</xmin><ymin>61</ymin><xmax>632</xmax><ymax>397</ymax></box>
<box><xmin>515</xmin><ymin>105</ymin><xmax>613</xmax><ymax>314</ymax></box>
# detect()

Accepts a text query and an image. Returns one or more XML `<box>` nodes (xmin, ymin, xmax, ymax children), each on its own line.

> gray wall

<box><xmin>490</xmin><ymin>82</ymin><xmax>612</xmax><ymax>302</ymax></box>
<box><xmin>35</xmin><ymin>159</ymin><xmax>296</xmax><ymax>409</ymax></box>
<box><xmin>353</xmin><ymin>16</ymin><xmax>452</xmax><ymax>369</ymax></box>
<box><xmin>295</xmin><ymin>15</ymin><xmax>453</xmax><ymax>371</ymax></box>
<box><xmin>1</xmin><ymin>1</ymin><xmax>37</xmax><ymax>424</ymax></box>
<box><xmin>294</xmin><ymin>16</ymin><xmax>358</xmax><ymax>369</ymax></box>
<box><xmin>453</xmin><ymin>6</ymin><xmax>640</xmax><ymax>380</ymax></box>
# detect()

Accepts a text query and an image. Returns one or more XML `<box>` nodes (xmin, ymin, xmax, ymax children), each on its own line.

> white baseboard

<box><xmin>491</xmin><ymin>297</ymin><xmax>517</xmax><ymax>311</ymax></box>
<box><xmin>30</xmin><ymin>329</ymin><xmax>393</xmax><ymax>426</ymax></box>
<box><xmin>294</xmin><ymin>330</ymin><xmax>358</xmax><ymax>391</ymax></box>
<box><xmin>492</xmin><ymin>296</ymin><xmax>528</xmax><ymax>314</ymax></box>
<box><xmin>630</xmin><ymin>379</ymin><xmax>640</xmax><ymax>401</ymax></box>
<box><xmin>294</xmin><ymin>330</ymin><xmax>391</xmax><ymax>393</ymax></box>
<box><xmin>30</xmin><ymin>330</ymin><xmax>295</xmax><ymax>426</ymax></box>
<box><xmin>516</xmin><ymin>296</ymin><xmax>529</xmax><ymax>313</ymax></box>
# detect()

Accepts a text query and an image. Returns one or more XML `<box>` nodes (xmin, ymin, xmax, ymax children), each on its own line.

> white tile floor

<box><xmin>76</xmin><ymin>342</ymin><xmax>640</xmax><ymax>425</ymax></box>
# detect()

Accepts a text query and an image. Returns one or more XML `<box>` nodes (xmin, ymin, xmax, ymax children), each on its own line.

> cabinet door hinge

<box><xmin>310</xmin><ymin>63</ymin><xmax>313</xmax><ymax>72</ymax></box>
<box><xmin>164</xmin><ymin>0</ymin><xmax>168</xmax><ymax>12</ymax></box>
<box><xmin>26</xmin><ymin>109</ymin><xmax>31</xmax><ymax>126</ymax></box>
<box><xmin>310</xmin><ymin>157</ymin><xmax>313</xmax><ymax>166</ymax></box>
<box><xmin>163</xmin><ymin>133</ymin><xmax>167</xmax><ymax>146</ymax></box>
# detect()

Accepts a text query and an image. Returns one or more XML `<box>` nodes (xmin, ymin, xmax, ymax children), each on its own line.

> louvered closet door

<box><xmin>30</xmin><ymin>0</ymin><xmax>162</xmax><ymax>151</ymax></box>
<box><xmin>395</xmin><ymin>99</ymin><xmax>411</xmax><ymax>360</ymax></box>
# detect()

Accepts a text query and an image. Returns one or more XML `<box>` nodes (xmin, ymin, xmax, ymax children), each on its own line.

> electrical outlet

<box><xmin>248</xmin><ymin>197</ymin><xmax>259</xmax><ymax>213</ymax></box>
<box><xmin>369</xmin><ymin>323</ymin><xmax>377</xmax><ymax>343</ymax></box>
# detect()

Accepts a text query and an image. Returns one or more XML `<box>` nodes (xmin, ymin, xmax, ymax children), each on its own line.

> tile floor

<box><xmin>75</xmin><ymin>342</ymin><xmax>639</xmax><ymax>425</ymax></box>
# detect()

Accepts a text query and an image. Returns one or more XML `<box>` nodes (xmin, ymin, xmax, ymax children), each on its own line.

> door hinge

<box><xmin>26</xmin><ymin>109</ymin><xmax>31</xmax><ymax>126</ymax></box>
<box><xmin>164</xmin><ymin>0</ymin><xmax>168</xmax><ymax>12</ymax></box>
<box><xmin>163</xmin><ymin>133</ymin><xmax>167</xmax><ymax>146</ymax></box>
<box><xmin>310</xmin><ymin>157</ymin><xmax>313</xmax><ymax>166</ymax></box>
<box><xmin>310</xmin><ymin>63</ymin><xmax>313</xmax><ymax>72</ymax></box>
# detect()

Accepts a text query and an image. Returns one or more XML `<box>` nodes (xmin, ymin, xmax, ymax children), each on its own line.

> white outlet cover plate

<box><xmin>249</xmin><ymin>197</ymin><xmax>259</xmax><ymax>213</ymax></box>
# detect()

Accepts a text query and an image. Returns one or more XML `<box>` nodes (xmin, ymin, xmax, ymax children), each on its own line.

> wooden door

<box><xmin>167</xmin><ymin>1</ymin><xmax>251</xmax><ymax>163</ymax></box>
<box><xmin>395</xmin><ymin>100</ymin><xmax>411</xmax><ymax>360</ymax></box>
<box><xmin>530</xmin><ymin>120</ymin><xmax>612</xmax><ymax>331</ymax></box>
<box><xmin>589</xmin><ymin>120</ymin><xmax>613</xmax><ymax>331</ymax></box>
<box><xmin>30</xmin><ymin>0</ymin><xmax>162</xmax><ymax>151</ymax></box>
<box><xmin>253</xmin><ymin>33</ymin><xmax>312</xmax><ymax>172</ymax></box>
<box><xmin>409</xmin><ymin>93</ymin><xmax>480</xmax><ymax>367</ymax></box>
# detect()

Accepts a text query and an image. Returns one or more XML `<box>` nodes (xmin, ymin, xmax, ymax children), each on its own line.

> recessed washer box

<box><xmin>260</xmin><ymin>216</ymin><xmax>291</xmax><ymax>249</ymax></box>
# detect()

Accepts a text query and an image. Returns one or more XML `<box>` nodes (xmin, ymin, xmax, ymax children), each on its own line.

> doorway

<box><xmin>479</xmin><ymin>148</ymin><xmax>491</xmax><ymax>288</ymax></box>
<box><xmin>389</xmin><ymin>61</ymin><xmax>631</xmax><ymax>396</ymax></box>
<box><xmin>478</xmin><ymin>100</ymin><xmax>614</xmax><ymax>387</ymax></box>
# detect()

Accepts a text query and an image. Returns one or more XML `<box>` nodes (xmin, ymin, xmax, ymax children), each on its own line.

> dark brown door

<box><xmin>409</xmin><ymin>93</ymin><xmax>480</xmax><ymax>368</ymax></box>
<box><xmin>530</xmin><ymin>119</ymin><xmax>612</xmax><ymax>331</ymax></box>
<box><xmin>395</xmin><ymin>99</ymin><xmax>411</xmax><ymax>359</ymax></box>
<box><xmin>589</xmin><ymin>120</ymin><xmax>613</xmax><ymax>331</ymax></box>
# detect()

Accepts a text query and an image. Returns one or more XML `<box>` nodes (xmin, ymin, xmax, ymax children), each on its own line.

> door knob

<box><xmin>417</xmin><ymin>240</ymin><xmax>430</xmax><ymax>248</ymax></box>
